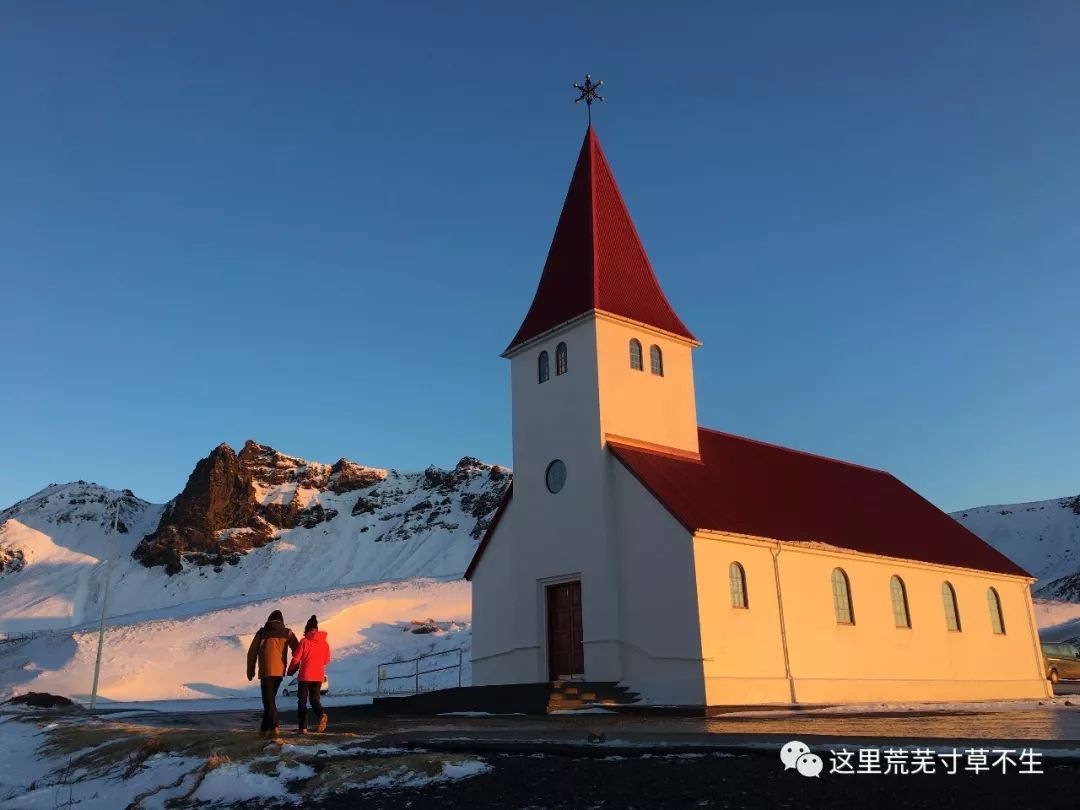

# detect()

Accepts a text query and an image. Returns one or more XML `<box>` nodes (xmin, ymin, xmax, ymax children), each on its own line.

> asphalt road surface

<box><xmin>125</xmin><ymin>700</ymin><xmax>1080</xmax><ymax>746</ymax></box>
<box><xmin>250</xmin><ymin>748</ymin><xmax>1080</xmax><ymax>809</ymax></box>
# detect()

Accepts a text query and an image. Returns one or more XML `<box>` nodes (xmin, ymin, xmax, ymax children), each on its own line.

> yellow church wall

<box><xmin>692</xmin><ymin>536</ymin><xmax>793</xmax><ymax>705</ymax></box>
<box><xmin>594</xmin><ymin>313</ymin><xmax>700</xmax><ymax>456</ymax></box>
<box><xmin>692</xmin><ymin>533</ymin><xmax>1052</xmax><ymax>705</ymax></box>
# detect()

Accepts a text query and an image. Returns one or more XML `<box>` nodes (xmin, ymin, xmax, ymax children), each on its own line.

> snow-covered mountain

<box><xmin>951</xmin><ymin>494</ymin><xmax>1080</xmax><ymax>601</ymax></box>
<box><xmin>0</xmin><ymin>441</ymin><xmax>508</xmax><ymax>635</ymax></box>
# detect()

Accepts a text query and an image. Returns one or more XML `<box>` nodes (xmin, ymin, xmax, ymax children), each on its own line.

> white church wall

<box><xmin>469</xmin><ymin>500</ymin><xmax>544</xmax><ymax>684</ymax></box>
<box><xmin>472</xmin><ymin>318</ymin><xmax>626</xmax><ymax>685</ymax></box>
<box><xmin>610</xmin><ymin>458</ymin><xmax>706</xmax><ymax>705</ymax></box>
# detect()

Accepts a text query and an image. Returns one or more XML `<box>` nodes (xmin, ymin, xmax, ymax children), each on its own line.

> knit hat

<box><xmin>305</xmin><ymin>615</ymin><xmax>318</xmax><ymax>633</ymax></box>
<box><xmin>267</xmin><ymin>610</ymin><xmax>284</xmax><ymax>623</ymax></box>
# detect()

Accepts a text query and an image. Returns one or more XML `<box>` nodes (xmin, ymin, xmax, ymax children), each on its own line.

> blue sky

<box><xmin>2</xmin><ymin>2</ymin><xmax>1077</xmax><ymax>513</ymax></box>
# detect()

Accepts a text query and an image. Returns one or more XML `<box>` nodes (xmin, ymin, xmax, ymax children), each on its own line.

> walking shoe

<box><xmin>317</xmin><ymin>713</ymin><xmax>328</xmax><ymax>733</ymax></box>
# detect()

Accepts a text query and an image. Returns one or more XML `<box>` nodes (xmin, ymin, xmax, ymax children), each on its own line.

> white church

<box><xmin>465</xmin><ymin>125</ymin><xmax>1051</xmax><ymax>707</ymax></box>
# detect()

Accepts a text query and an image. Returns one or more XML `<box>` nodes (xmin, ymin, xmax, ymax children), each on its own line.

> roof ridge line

<box><xmin>696</xmin><ymin>426</ymin><xmax>890</xmax><ymax>475</ymax></box>
<box><xmin>589</xmin><ymin>127</ymin><xmax>684</xmax><ymax>325</ymax></box>
<box><xmin>589</xmin><ymin>126</ymin><xmax>599</xmax><ymax>308</ymax></box>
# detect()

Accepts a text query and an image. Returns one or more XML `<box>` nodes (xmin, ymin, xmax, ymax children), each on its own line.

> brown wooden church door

<box><xmin>547</xmin><ymin>581</ymin><xmax>584</xmax><ymax>681</ymax></box>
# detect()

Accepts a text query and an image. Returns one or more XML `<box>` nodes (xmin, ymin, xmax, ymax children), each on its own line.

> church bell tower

<box><xmin>503</xmin><ymin>125</ymin><xmax>701</xmax><ymax>476</ymax></box>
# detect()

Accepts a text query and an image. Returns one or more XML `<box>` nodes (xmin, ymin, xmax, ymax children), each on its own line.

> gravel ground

<box><xmin>302</xmin><ymin>749</ymin><xmax>1080</xmax><ymax>810</ymax></box>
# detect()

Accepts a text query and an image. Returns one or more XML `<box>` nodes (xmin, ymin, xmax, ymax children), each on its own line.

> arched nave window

<box><xmin>729</xmin><ymin>562</ymin><xmax>748</xmax><ymax>609</ymax></box>
<box><xmin>629</xmin><ymin>339</ymin><xmax>643</xmax><ymax>371</ymax></box>
<box><xmin>538</xmin><ymin>351</ymin><xmax>550</xmax><ymax>384</ymax></box>
<box><xmin>987</xmin><ymin>587</ymin><xmax>1006</xmax><ymax>635</ymax></box>
<box><xmin>942</xmin><ymin>582</ymin><xmax>962</xmax><ymax>632</ymax></box>
<box><xmin>889</xmin><ymin>575</ymin><xmax>911</xmax><ymax>628</ymax></box>
<box><xmin>831</xmin><ymin>568</ymin><xmax>854</xmax><ymax>625</ymax></box>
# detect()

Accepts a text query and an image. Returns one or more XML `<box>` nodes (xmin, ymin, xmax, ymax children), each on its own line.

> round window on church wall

<box><xmin>545</xmin><ymin>460</ymin><xmax>567</xmax><ymax>494</ymax></box>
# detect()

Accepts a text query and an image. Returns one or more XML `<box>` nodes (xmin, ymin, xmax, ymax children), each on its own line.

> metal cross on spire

<box><xmin>573</xmin><ymin>73</ymin><xmax>604</xmax><ymax>125</ymax></box>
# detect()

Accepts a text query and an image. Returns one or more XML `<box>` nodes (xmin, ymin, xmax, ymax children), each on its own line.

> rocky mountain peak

<box><xmin>238</xmin><ymin>440</ymin><xmax>330</xmax><ymax>489</ymax></box>
<box><xmin>1</xmin><ymin>481</ymin><xmax>152</xmax><ymax>536</ymax></box>
<box><xmin>132</xmin><ymin>444</ymin><xmax>268</xmax><ymax>574</ymax></box>
<box><xmin>131</xmin><ymin>440</ymin><xmax>511</xmax><ymax>576</ymax></box>
<box><xmin>328</xmin><ymin>458</ymin><xmax>387</xmax><ymax>494</ymax></box>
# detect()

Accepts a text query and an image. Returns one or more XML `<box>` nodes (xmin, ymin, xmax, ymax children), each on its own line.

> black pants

<box><xmin>259</xmin><ymin>676</ymin><xmax>282</xmax><ymax>731</ymax></box>
<box><xmin>297</xmin><ymin>680</ymin><xmax>324</xmax><ymax>730</ymax></box>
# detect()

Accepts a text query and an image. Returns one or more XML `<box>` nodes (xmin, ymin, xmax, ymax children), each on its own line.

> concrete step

<box><xmin>545</xmin><ymin>680</ymin><xmax>641</xmax><ymax>713</ymax></box>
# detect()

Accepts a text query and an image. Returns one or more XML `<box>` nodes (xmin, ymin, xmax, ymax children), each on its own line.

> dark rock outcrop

<box><xmin>5</xmin><ymin>692</ymin><xmax>76</xmax><ymax>709</ymax></box>
<box><xmin>0</xmin><ymin>547</ymin><xmax>25</xmax><ymax>574</ymax></box>
<box><xmin>297</xmin><ymin>504</ymin><xmax>339</xmax><ymax>529</ymax></box>
<box><xmin>133</xmin><ymin>443</ymin><xmax>270</xmax><ymax>574</ymax></box>
<box><xmin>328</xmin><ymin>458</ymin><xmax>387</xmax><ymax>493</ymax></box>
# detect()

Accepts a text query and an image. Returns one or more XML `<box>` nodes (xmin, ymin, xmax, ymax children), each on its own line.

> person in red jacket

<box><xmin>287</xmin><ymin>614</ymin><xmax>331</xmax><ymax>733</ymax></box>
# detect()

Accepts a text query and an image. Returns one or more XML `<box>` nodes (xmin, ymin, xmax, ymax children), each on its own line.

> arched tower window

<box><xmin>538</xmin><ymin>351</ymin><xmax>550</xmax><ymax>384</ymax></box>
<box><xmin>890</xmin><ymin>575</ymin><xmax>911</xmax><ymax>628</ymax></box>
<box><xmin>555</xmin><ymin>342</ymin><xmax>568</xmax><ymax>375</ymax></box>
<box><xmin>629</xmin><ymin>339</ymin><xmax>643</xmax><ymax>371</ymax></box>
<box><xmin>649</xmin><ymin>344</ymin><xmax>664</xmax><ymax>376</ymax></box>
<box><xmin>729</xmin><ymin>562</ymin><xmax>748</xmax><ymax>609</ymax></box>
<box><xmin>831</xmin><ymin>568</ymin><xmax>854</xmax><ymax>624</ymax></box>
<box><xmin>987</xmin><ymin>587</ymin><xmax>1006</xmax><ymax>635</ymax></box>
<box><xmin>942</xmin><ymin>582</ymin><xmax>961</xmax><ymax>631</ymax></box>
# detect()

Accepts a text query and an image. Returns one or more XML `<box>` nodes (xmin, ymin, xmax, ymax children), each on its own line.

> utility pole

<box><xmin>89</xmin><ymin>498</ymin><xmax>120</xmax><ymax>711</ymax></box>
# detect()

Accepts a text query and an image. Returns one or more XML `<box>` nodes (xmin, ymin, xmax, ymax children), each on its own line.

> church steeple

<box><xmin>505</xmin><ymin>127</ymin><xmax>696</xmax><ymax>355</ymax></box>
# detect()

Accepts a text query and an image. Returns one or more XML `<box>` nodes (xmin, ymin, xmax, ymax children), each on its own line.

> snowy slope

<box><xmin>951</xmin><ymin>494</ymin><xmax>1080</xmax><ymax>599</ymax></box>
<box><xmin>0</xmin><ymin>578</ymin><xmax>470</xmax><ymax>702</ymax></box>
<box><xmin>0</xmin><ymin>483</ymin><xmax>164</xmax><ymax>632</ymax></box>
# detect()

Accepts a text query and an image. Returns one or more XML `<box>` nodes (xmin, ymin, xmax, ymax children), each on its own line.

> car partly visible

<box><xmin>1041</xmin><ymin>641</ymin><xmax>1080</xmax><ymax>684</ymax></box>
<box><xmin>281</xmin><ymin>675</ymin><xmax>330</xmax><ymax>697</ymax></box>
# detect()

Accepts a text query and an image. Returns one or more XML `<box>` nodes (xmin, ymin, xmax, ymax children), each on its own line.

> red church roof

<box><xmin>465</xmin><ymin>429</ymin><xmax>1029</xmax><ymax>581</ymax></box>
<box><xmin>607</xmin><ymin>429</ymin><xmax>1030</xmax><ymax>578</ymax></box>
<box><xmin>505</xmin><ymin>127</ymin><xmax>696</xmax><ymax>353</ymax></box>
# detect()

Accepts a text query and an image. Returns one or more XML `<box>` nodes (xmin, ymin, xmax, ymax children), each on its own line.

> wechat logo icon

<box><xmin>780</xmin><ymin>740</ymin><xmax>823</xmax><ymax>778</ymax></box>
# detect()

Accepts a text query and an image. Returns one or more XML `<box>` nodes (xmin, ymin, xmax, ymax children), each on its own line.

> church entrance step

<box><xmin>546</xmin><ymin>681</ymin><xmax>640</xmax><ymax>713</ymax></box>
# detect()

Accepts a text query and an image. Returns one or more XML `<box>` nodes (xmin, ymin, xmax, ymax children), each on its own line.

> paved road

<box><xmin>298</xmin><ymin>750</ymin><xmax>1080</xmax><ymax>810</ymax></box>
<box><xmin>121</xmin><ymin>701</ymin><xmax>1080</xmax><ymax>748</ymax></box>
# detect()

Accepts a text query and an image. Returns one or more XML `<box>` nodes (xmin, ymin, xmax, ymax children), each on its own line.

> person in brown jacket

<box><xmin>246</xmin><ymin>609</ymin><xmax>299</xmax><ymax>735</ymax></box>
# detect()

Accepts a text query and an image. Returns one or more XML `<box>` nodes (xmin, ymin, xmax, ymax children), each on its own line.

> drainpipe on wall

<box><xmin>1021</xmin><ymin>581</ymin><xmax>1053</xmax><ymax>698</ymax></box>
<box><xmin>770</xmin><ymin>545</ymin><xmax>797</xmax><ymax>704</ymax></box>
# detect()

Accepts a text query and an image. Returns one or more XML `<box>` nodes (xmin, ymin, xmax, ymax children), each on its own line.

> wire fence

<box><xmin>0</xmin><ymin>629</ymin><xmax>55</xmax><ymax>645</ymax></box>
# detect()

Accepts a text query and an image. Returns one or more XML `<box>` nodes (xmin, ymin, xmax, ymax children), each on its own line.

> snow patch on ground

<box><xmin>193</xmin><ymin>762</ymin><xmax>309</xmax><ymax>805</ymax></box>
<box><xmin>0</xmin><ymin>717</ymin><xmax>491</xmax><ymax>809</ymax></box>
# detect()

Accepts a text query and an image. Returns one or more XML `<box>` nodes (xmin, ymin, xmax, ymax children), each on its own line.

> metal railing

<box><xmin>376</xmin><ymin>647</ymin><xmax>463</xmax><ymax>695</ymax></box>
